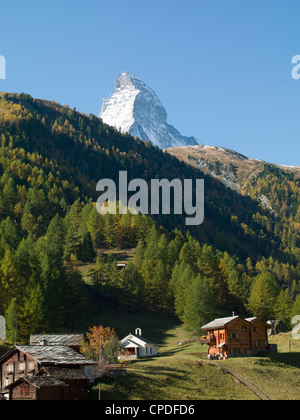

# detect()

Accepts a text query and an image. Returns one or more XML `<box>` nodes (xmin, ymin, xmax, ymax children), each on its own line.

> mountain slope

<box><xmin>166</xmin><ymin>145</ymin><xmax>300</xmax><ymax>192</ymax></box>
<box><xmin>1</xmin><ymin>92</ymin><xmax>300</xmax><ymax>264</ymax></box>
<box><xmin>99</xmin><ymin>72</ymin><xmax>199</xmax><ymax>149</ymax></box>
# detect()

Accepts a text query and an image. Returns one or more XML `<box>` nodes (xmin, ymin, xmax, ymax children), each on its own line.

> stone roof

<box><xmin>6</xmin><ymin>376</ymin><xmax>68</xmax><ymax>390</ymax></box>
<box><xmin>201</xmin><ymin>316</ymin><xmax>241</xmax><ymax>330</ymax></box>
<box><xmin>30</xmin><ymin>334</ymin><xmax>83</xmax><ymax>347</ymax></box>
<box><xmin>17</xmin><ymin>345</ymin><xmax>95</xmax><ymax>366</ymax></box>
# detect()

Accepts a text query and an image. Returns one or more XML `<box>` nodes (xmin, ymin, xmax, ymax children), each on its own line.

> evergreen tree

<box><xmin>274</xmin><ymin>289</ymin><xmax>293</xmax><ymax>328</ymax></box>
<box><xmin>18</xmin><ymin>281</ymin><xmax>46</xmax><ymax>343</ymax></box>
<box><xmin>248</xmin><ymin>272</ymin><xmax>279</xmax><ymax>320</ymax></box>
<box><xmin>5</xmin><ymin>299</ymin><xmax>18</xmax><ymax>344</ymax></box>
<box><xmin>0</xmin><ymin>250</ymin><xmax>19</xmax><ymax>314</ymax></box>
<box><xmin>46</xmin><ymin>213</ymin><xmax>65</xmax><ymax>254</ymax></box>
<box><xmin>80</xmin><ymin>231</ymin><xmax>96</xmax><ymax>261</ymax></box>
<box><xmin>292</xmin><ymin>294</ymin><xmax>300</xmax><ymax>321</ymax></box>
<box><xmin>92</xmin><ymin>253</ymin><xmax>106</xmax><ymax>298</ymax></box>
<box><xmin>183</xmin><ymin>276</ymin><xmax>219</xmax><ymax>336</ymax></box>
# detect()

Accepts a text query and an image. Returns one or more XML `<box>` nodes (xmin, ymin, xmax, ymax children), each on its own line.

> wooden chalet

<box><xmin>0</xmin><ymin>345</ymin><xmax>96</xmax><ymax>400</ymax></box>
<box><xmin>201</xmin><ymin>315</ymin><xmax>271</xmax><ymax>359</ymax></box>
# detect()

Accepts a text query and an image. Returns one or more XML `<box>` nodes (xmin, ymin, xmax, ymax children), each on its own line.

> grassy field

<box><xmin>87</xmin><ymin>310</ymin><xmax>300</xmax><ymax>401</ymax></box>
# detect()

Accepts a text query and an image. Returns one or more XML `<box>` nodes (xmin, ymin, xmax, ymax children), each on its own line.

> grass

<box><xmin>86</xmin><ymin>311</ymin><xmax>300</xmax><ymax>401</ymax></box>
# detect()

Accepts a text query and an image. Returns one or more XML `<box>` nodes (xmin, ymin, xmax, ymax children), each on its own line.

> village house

<box><xmin>200</xmin><ymin>315</ymin><xmax>272</xmax><ymax>359</ymax></box>
<box><xmin>0</xmin><ymin>344</ymin><xmax>96</xmax><ymax>400</ymax></box>
<box><xmin>119</xmin><ymin>328</ymin><xmax>159</xmax><ymax>361</ymax></box>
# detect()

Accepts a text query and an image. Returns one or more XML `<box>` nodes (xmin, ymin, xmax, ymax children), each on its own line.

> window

<box><xmin>7</xmin><ymin>364</ymin><xmax>14</xmax><ymax>373</ymax></box>
<box><xmin>28</xmin><ymin>362</ymin><xmax>35</xmax><ymax>371</ymax></box>
<box><xmin>256</xmin><ymin>340</ymin><xmax>266</xmax><ymax>348</ymax></box>
<box><xmin>231</xmin><ymin>333</ymin><xmax>238</xmax><ymax>340</ymax></box>
<box><xmin>253</xmin><ymin>327</ymin><xmax>258</xmax><ymax>333</ymax></box>
<box><xmin>19</xmin><ymin>362</ymin><xmax>25</xmax><ymax>371</ymax></box>
<box><xmin>242</xmin><ymin>326</ymin><xmax>247</xmax><ymax>332</ymax></box>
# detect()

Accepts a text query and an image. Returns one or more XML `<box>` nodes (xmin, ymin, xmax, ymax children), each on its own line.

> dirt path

<box><xmin>215</xmin><ymin>363</ymin><xmax>273</xmax><ymax>401</ymax></box>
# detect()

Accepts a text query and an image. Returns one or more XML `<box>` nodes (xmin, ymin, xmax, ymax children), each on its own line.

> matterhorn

<box><xmin>99</xmin><ymin>72</ymin><xmax>199</xmax><ymax>149</ymax></box>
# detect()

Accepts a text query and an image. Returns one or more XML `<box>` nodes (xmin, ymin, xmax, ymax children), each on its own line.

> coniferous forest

<box><xmin>1</xmin><ymin>92</ymin><xmax>300</xmax><ymax>342</ymax></box>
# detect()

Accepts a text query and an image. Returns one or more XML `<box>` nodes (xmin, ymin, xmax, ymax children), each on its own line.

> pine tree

<box><xmin>80</xmin><ymin>231</ymin><xmax>96</xmax><ymax>261</ymax></box>
<box><xmin>274</xmin><ymin>289</ymin><xmax>293</xmax><ymax>328</ymax></box>
<box><xmin>183</xmin><ymin>276</ymin><xmax>219</xmax><ymax>336</ymax></box>
<box><xmin>292</xmin><ymin>294</ymin><xmax>300</xmax><ymax>320</ymax></box>
<box><xmin>46</xmin><ymin>213</ymin><xmax>65</xmax><ymax>254</ymax></box>
<box><xmin>18</xmin><ymin>282</ymin><xmax>46</xmax><ymax>343</ymax></box>
<box><xmin>6</xmin><ymin>299</ymin><xmax>18</xmax><ymax>344</ymax></box>
<box><xmin>92</xmin><ymin>253</ymin><xmax>106</xmax><ymax>298</ymax></box>
<box><xmin>248</xmin><ymin>272</ymin><xmax>279</xmax><ymax>320</ymax></box>
<box><xmin>63</xmin><ymin>200</ymin><xmax>82</xmax><ymax>260</ymax></box>
<box><xmin>0</xmin><ymin>250</ymin><xmax>19</xmax><ymax>314</ymax></box>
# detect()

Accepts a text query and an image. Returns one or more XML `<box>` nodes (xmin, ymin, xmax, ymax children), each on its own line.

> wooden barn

<box><xmin>201</xmin><ymin>315</ymin><xmax>271</xmax><ymax>359</ymax></box>
<box><xmin>0</xmin><ymin>345</ymin><xmax>96</xmax><ymax>400</ymax></box>
<box><xmin>5</xmin><ymin>376</ymin><xmax>69</xmax><ymax>401</ymax></box>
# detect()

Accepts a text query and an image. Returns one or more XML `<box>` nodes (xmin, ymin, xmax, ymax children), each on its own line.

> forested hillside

<box><xmin>0</xmin><ymin>92</ymin><xmax>299</xmax><ymax>343</ymax></box>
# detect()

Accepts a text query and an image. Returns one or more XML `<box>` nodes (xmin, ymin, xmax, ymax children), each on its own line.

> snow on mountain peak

<box><xmin>99</xmin><ymin>72</ymin><xmax>199</xmax><ymax>149</ymax></box>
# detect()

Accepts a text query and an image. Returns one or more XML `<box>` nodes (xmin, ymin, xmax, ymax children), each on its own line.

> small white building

<box><xmin>120</xmin><ymin>328</ymin><xmax>159</xmax><ymax>361</ymax></box>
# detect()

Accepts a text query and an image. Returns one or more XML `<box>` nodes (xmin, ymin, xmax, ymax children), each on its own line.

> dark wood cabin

<box><xmin>6</xmin><ymin>376</ymin><xmax>69</xmax><ymax>401</ymax></box>
<box><xmin>0</xmin><ymin>345</ymin><xmax>95</xmax><ymax>400</ymax></box>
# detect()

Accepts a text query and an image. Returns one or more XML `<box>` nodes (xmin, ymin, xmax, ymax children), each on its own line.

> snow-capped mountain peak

<box><xmin>99</xmin><ymin>72</ymin><xmax>199</xmax><ymax>149</ymax></box>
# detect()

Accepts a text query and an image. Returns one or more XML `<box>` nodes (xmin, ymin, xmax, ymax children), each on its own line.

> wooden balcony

<box><xmin>200</xmin><ymin>335</ymin><xmax>216</xmax><ymax>345</ymax></box>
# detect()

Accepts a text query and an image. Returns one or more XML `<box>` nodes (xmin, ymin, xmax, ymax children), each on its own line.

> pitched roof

<box><xmin>6</xmin><ymin>376</ymin><xmax>68</xmax><ymax>390</ymax></box>
<box><xmin>30</xmin><ymin>334</ymin><xmax>83</xmax><ymax>347</ymax></box>
<box><xmin>245</xmin><ymin>317</ymin><xmax>257</xmax><ymax>323</ymax></box>
<box><xmin>201</xmin><ymin>316</ymin><xmax>240</xmax><ymax>330</ymax></box>
<box><xmin>201</xmin><ymin>316</ymin><xmax>256</xmax><ymax>330</ymax></box>
<box><xmin>16</xmin><ymin>345</ymin><xmax>95</xmax><ymax>366</ymax></box>
<box><xmin>121</xmin><ymin>333</ymin><xmax>158</xmax><ymax>347</ymax></box>
<box><xmin>245</xmin><ymin>318</ymin><xmax>272</xmax><ymax>328</ymax></box>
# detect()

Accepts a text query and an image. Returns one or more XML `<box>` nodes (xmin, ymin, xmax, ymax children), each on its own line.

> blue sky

<box><xmin>1</xmin><ymin>0</ymin><xmax>300</xmax><ymax>165</ymax></box>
